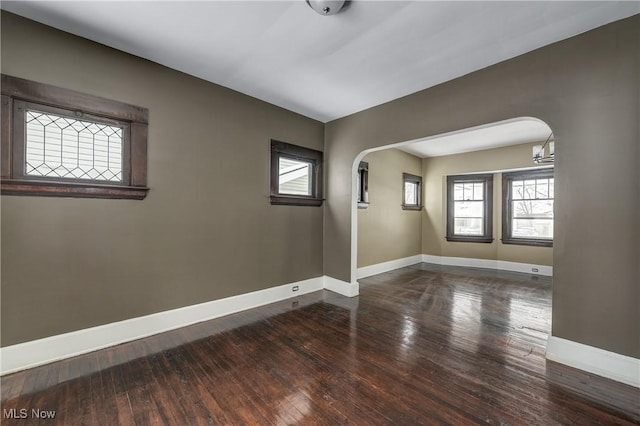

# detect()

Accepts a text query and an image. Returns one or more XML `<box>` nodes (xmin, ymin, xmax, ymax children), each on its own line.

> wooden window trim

<box><xmin>270</xmin><ymin>139</ymin><xmax>323</xmax><ymax>207</ymax></box>
<box><xmin>502</xmin><ymin>168</ymin><xmax>554</xmax><ymax>247</ymax></box>
<box><xmin>1</xmin><ymin>75</ymin><xmax>149</xmax><ymax>200</ymax></box>
<box><xmin>402</xmin><ymin>172</ymin><xmax>422</xmax><ymax>211</ymax></box>
<box><xmin>446</xmin><ymin>174</ymin><xmax>494</xmax><ymax>243</ymax></box>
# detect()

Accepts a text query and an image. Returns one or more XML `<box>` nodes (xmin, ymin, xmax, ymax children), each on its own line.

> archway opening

<box><xmin>350</xmin><ymin>116</ymin><xmax>554</xmax><ymax>285</ymax></box>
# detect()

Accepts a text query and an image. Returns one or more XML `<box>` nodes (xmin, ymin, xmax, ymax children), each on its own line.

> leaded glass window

<box><xmin>25</xmin><ymin>110</ymin><xmax>124</xmax><ymax>182</ymax></box>
<box><xmin>1</xmin><ymin>75</ymin><xmax>148</xmax><ymax>200</ymax></box>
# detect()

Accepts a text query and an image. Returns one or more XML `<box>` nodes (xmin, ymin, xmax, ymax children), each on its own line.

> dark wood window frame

<box><xmin>1</xmin><ymin>75</ymin><xmax>149</xmax><ymax>200</ymax></box>
<box><xmin>402</xmin><ymin>173</ymin><xmax>423</xmax><ymax>211</ymax></box>
<box><xmin>357</xmin><ymin>161</ymin><xmax>369</xmax><ymax>209</ymax></box>
<box><xmin>502</xmin><ymin>168</ymin><xmax>554</xmax><ymax>247</ymax></box>
<box><xmin>446</xmin><ymin>174</ymin><xmax>494</xmax><ymax>243</ymax></box>
<box><xmin>270</xmin><ymin>139</ymin><xmax>323</xmax><ymax>207</ymax></box>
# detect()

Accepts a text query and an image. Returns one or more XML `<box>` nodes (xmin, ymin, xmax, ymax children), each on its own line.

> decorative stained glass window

<box><xmin>1</xmin><ymin>75</ymin><xmax>149</xmax><ymax>200</ymax></box>
<box><xmin>25</xmin><ymin>110</ymin><xmax>123</xmax><ymax>182</ymax></box>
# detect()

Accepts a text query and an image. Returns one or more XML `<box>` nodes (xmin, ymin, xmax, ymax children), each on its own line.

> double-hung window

<box><xmin>502</xmin><ymin>169</ymin><xmax>554</xmax><ymax>247</ymax></box>
<box><xmin>446</xmin><ymin>174</ymin><xmax>493</xmax><ymax>243</ymax></box>
<box><xmin>1</xmin><ymin>75</ymin><xmax>149</xmax><ymax>199</ymax></box>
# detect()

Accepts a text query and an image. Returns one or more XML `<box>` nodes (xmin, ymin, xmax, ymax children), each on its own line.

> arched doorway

<box><xmin>350</xmin><ymin>117</ymin><xmax>554</xmax><ymax>288</ymax></box>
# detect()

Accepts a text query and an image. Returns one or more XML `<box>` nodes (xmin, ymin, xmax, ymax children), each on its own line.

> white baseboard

<box><xmin>0</xmin><ymin>276</ymin><xmax>324</xmax><ymax>376</ymax></box>
<box><xmin>422</xmin><ymin>254</ymin><xmax>553</xmax><ymax>276</ymax></box>
<box><xmin>357</xmin><ymin>255</ymin><xmax>423</xmax><ymax>279</ymax></box>
<box><xmin>546</xmin><ymin>336</ymin><xmax>640</xmax><ymax>388</ymax></box>
<box><xmin>323</xmin><ymin>275</ymin><xmax>359</xmax><ymax>297</ymax></box>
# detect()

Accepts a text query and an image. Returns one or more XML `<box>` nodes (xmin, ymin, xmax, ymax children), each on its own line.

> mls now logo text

<box><xmin>3</xmin><ymin>408</ymin><xmax>56</xmax><ymax>419</ymax></box>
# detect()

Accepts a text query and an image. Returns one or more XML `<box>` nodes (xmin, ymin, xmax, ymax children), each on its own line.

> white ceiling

<box><xmin>1</xmin><ymin>1</ymin><xmax>638</xmax><ymax>123</ymax></box>
<box><xmin>396</xmin><ymin>118</ymin><xmax>551</xmax><ymax>158</ymax></box>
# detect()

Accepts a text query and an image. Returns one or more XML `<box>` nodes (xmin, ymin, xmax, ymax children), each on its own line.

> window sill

<box><xmin>402</xmin><ymin>204</ymin><xmax>422</xmax><ymax>211</ymax></box>
<box><xmin>446</xmin><ymin>236</ymin><xmax>494</xmax><ymax>243</ymax></box>
<box><xmin>269</xmin><ymin>195</ymin><xmax>323</xmax><ymax>207</ymax></box>
<box><xmin>501</xmin><ymin>238</ymin><xmax>553</xmax><ymax>248</ymax></box>
<box><xmin>1</xmin><ymin>179</ymin><xmax>149</xmax><ymax>200</ymax></box>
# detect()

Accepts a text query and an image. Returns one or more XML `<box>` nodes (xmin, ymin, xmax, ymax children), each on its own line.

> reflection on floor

<box><xmin>1</xmin><ymin>263</ymin><xmax>639</xmax><ymax>424</ymax></box>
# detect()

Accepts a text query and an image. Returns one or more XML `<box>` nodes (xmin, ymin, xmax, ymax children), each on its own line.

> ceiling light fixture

<box><xmin>533</xmin><ymin>133</ymin><xmax>555</xmax><ymax>164</ymax></box>
<box><xmin>306</xmin><ymin>0</ymin><xmax>346</xmax><ymax>16</ymax></box>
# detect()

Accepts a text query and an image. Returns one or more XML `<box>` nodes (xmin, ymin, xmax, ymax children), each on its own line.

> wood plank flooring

<box><xmin>2</xmin><ymin>263</ymin><xmax>639</xmax><ymax>425</ymax></box>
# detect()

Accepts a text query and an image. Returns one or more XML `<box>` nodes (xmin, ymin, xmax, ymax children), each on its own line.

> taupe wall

<box><xmin>324</xmin><ymin>16</ymin><xmax>639</xmax><ymax>357</ymax></box>
<box><xmin>357</xmin><ymin>149</ymin><xmax>422</xmax><ymax>268</ymax></box>
<box><xmin>1</xmin><ymin>13</ymin><xmax>324</xmax><ymax>346</ymax></box>
<box><xmin>422</xmin><ymin>142</ymin><xmax>553</xmax><ymax>266</ymax></box>
<box><xmin>2</xmin><ymin>12</ymin><xmax>638</xmax><ymax>361</ymax></box>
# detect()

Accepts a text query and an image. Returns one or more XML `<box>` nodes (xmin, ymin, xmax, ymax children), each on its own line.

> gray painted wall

<box><xmin>357</xmin><ymin>149</ymin><xmax>422</xmax><ymax>268</ymax></box>
<box><xmin>422</xmin><ymin>142</ymin><xmax>553</xmax><ymax>266</ymax></box>
<box><xmin>1</xmin><ymin>12</ymin><xmax>324</xmax><ymax>346</ymax></box>
<box><xmin>358</xmin><ymin>143</ymin><xmax>553</xmax><ymax>269</ymax></box>
<box><xmin>1</xmin><ymin>12</ymin><xmax>638</xmax><ymax>360</ymax></box>
<box><xmin>324</xmin><ymin>16</ymin><xmax>639</xmax><ymax>358</ymax></box>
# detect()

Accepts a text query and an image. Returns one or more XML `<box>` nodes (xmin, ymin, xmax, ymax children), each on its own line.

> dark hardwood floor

<box><xmin>2</xmin><ymin>263</ymin><xmax>639</xmax><ymax>425</ymax></box>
